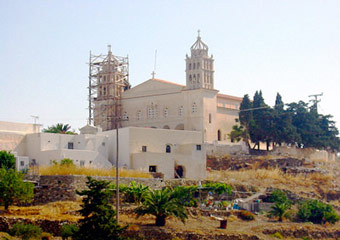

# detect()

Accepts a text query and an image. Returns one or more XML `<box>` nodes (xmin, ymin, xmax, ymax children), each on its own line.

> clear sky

<box><xmin>1</xmin><ymin>0</ymin><xmax>339</xmax><ymax>132</ymax></box>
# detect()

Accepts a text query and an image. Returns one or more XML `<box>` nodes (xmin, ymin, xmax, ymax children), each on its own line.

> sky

<box><xmin>1</xmin><ymin>0</ymin><xmax>340</xmax><ymax>132</ymax></box>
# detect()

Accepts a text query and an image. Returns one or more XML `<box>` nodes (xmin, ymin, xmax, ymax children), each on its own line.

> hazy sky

<box><xmin>1</xmin><ymin>0</ymin><xmax>339</xmax><ymax>132</ymax></box>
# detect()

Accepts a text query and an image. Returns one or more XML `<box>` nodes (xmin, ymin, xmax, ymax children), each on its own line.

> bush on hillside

<box><xmin>10</xmin><ymin>223</ymin><xmax>42</xmax><ymax>240</ymax></box>
<box><xmin>239</xmin><ymin>210</ymin><xmax>255</xmax><ymax>221</ymax></box>
<box><xmin>297</xmin><ymin>199</ymin><xmax>339</xmax><ymax>224</ymax></box>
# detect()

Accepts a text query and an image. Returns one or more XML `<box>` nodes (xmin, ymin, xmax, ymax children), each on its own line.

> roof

<box><xmin>150</xmin><ymin>78</ymin><xmax>185</xmax><ymax>87</ymax></box>
<box><xmin>217</xmin><ymin>93</ymin><xmax>243</xmax><ymax>101</ymax></box>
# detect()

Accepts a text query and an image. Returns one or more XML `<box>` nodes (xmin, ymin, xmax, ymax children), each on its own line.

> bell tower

<box><xmin>185</xmin><ymin>30</ymin><xmax>214</xmax><ymax>90</ymax></box>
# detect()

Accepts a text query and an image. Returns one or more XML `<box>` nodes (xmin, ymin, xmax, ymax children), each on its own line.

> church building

<box><xmin>95</xmin><ymin>32</ymin><xmax>242</xmax><ymax>143</ymax></box>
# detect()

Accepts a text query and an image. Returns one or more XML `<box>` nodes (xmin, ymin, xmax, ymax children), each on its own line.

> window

<box><xmin>103</xmin><ymin>87</ymin><xmax>106</xmax><ymax>95</ymax></box>
<box><xmin>166</xmin><ymin>145</ymin><xmax>171</xmax><ymax>153</ymax></box>
<box><xmin>196</xmin><ymin>145</ymin><xmax>201</xmax><ymax>151</ymax></box>
<box><xmin>80</xmin><ymin>160</ymin><xmax>85</xmax><ymax>167</ymax></box>
<box><xmin>20</xmin><ymin>161</ymin><xmax>25</xmax><ymax>166</ymax></box>
<box><xmin>197</xmin><ymin>62</ymin><xmax>200</xmax><ymax>69</ymax></box>
<box><xmin>189</xmin><ymin>63</ymin><xmax>191</xmax><ymax>70</ymax></box>
<box><xmin>103</xmin><ymin>76</ymin><xmax>106</xmax><ymax>82</ymax></box>
<box><xmin>164</xmin><ymin>107</ymin><xmax>168</xmax><ymax>118</ymax></box>
<box><xmin>147</xmin><ymin>104</ymin><xmax>157</xmax><ymax>119</ymax></box>
<box><xmin>179</xmin><ymin>106</ymin><xmax>184</xmax><ymax>116</ymax></box>
<box><xmin>149</xmin><ymin>165</ymin><xmax>157</xmax><ymax>173</ymax></box>
<box><xmin>137</xmin><ymin>110</ymin><xmax>142</xmax><ymax>120</ymax></box>
<box><xmin>102</xmin><ymin>142</ymin><xmax>105</xmax><ymax>146</ymax></box>
<box><xmin>192</xmin><ymin>102</ymin><xmax>197</xmax><ymax>113</ymax></box>
<box><xmin>68</xmin><ymin>142</ymin><xmax>74</xmax><ymax>149</ymax></box>
<box><xmin>193</xmin><ymin>63</ymin><xmax>196</xmax><ymax>69</ymax></box>
<box><xmin>122</xmin><ymin>112</ymin><xmax>128</xmax><ymax>120</ymax></box>
<box><xmin>142</xmin><ymin>146</ymin><xmax>147</xmax><ymax>152</ymax></box>
<box><xmin>209</xmin><ymin>113</ymin><xmax>212</xmax><ymax>124</ymax></box>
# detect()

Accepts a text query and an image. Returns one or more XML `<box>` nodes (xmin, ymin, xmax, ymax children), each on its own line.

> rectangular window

<box><xmin>142</xmin><ymin>146</ymin><xmax>147</xmax><ymax>152</ymax></box>
<box><xmin>20</xmin><ymin>161</ymin><xmax>25</xmax><ymax>166</ymax></box>
<box><xmin>196</xmin><ymin>145</ymin><xmax>201</xmax><ymax>151</ymax></box>
<box><xmin>80</xmin><ymin>160</ymin><xmax>85</xmax><ymax>167</ymax></box>
<box><xmin>149</xmin><ymin>165</ymin><xmax>157</xmax><ymax>173</ymax></box>
<box><xmin>68</xmin><ymin>142</ymin><xmax>74</xmax><ymax>149</ymax></box>
<box><xmin>209</xmin><ymin>113</ymin><xmax>212</xmax><ymax>124</ymax></box>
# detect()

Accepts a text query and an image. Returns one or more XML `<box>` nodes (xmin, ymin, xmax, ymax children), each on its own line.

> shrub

<box><xmin>41</xmin><ymin>232</ymin><xmax>52</xmax><ymax>240</ymax></box>
<box><xmin>10</xmin><ymin>223</ymin><xmax>42</xmax><ymax>240</ymax></box>
<box><xmin>60</xmin><ymin>158</ymin><xmax>74</xmax><ymax>166</ymax></box>
<box><xmin>202</xmin><ymin>182</ymin><xmax>232</xmax><ymax>195</ymax></box>
<box><xmin>238</xmin><ymin>210</ymin><xmax>255</xmax><ymax>221</ymax></box>
<box><xmin>268</xmin><ymin>189</ymin><xmax>291</xmax><ymax>205</ymax></box>
<box><xmin>61</xmin><ymin>224</ymin><xmax>79</xmax><ymax>240</ymax></box>
<box><xmin>297</xmin><ymin>199</ymin><xmax>340</xmax><ymax>224</ymax></box>
<box><xmin>271</xmin><ymin>232</ymin><xmax>284</xmax><ymax>239</ymax></box>
<box><xmin>0</xmin><ymin>151</ymin><xmax>16</xmax><ymax>170</ymax></box>
<box><xmin>119</xmin><ymin>181</ymin><xmax>150</xmax><ymax>204</ymax></box>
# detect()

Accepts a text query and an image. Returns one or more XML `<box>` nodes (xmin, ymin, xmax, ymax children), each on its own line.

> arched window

<box><xmin>166</xmin><ymin>145</ymin><xmax>171</xmax><ymax>153</ymax></box>
<box><xmin>217</xmin><ymin>130</ymin><xmax>221</xmax><ymax>141</ymax></box>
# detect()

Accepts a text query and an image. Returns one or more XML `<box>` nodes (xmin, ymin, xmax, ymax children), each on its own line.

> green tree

<box><xmin>238</xmin><ymin>94</ymin><xmax>253</xmax><ymax>146</ymax></box>
<box><xmin>0</xmin><ymin>151</ymin><xmax>16</xmax><ymax>170</ymax></box>
<box><xmin>43</xmin><ymin>123</ymin><xmax>76</xmax><ymax>134</ymax></box>
<box><xmin>0</xmin><ymin>168</ymin><xmax>34</xmax><ymax>211</ymax></box>
<box><xmin>249</xmin><ymin>90</ymin><xmax>273</xmax><ymax>150</ymax></box>
<box><xmin>135</xmin><ymin>188</ymin><xmax>188</xmax><ymax>226</ymax></box>
<box><xmin>75</xmin><ymin>177</ymin><xmax>126</xmax><ymax>240</ymax></box>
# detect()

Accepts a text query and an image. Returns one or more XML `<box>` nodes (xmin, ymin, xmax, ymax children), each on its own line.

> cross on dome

<box><xmin>190</xmin><ymin>30</ymin><xmax>208</xmax><ymax>50</ymax></box>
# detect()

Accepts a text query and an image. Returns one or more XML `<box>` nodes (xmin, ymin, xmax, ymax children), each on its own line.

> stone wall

<box><xmin>27</xmin><ymin>175</ymin><xmax>207</xmax><ymax>205</ymax></box>
<box><xmin>272</xmin><ymin>146</ymin><xmax>336</xmax><ymax>162</ymax></box>
<box><xmin>205</xmin><ymin>142</ymin><xmax>249</xmax><ymax>156</ymax></box>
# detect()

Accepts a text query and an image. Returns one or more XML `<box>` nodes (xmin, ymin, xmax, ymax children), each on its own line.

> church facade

<box><xmin>96</xmin><ymin>33</ymin><xmax>242</xmax><ymax>143</ymax></box>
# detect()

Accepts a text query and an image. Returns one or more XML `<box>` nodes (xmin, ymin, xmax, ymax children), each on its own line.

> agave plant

<box><xmin>135</xmin><ymin>188</ymin><xmax>188</xmax><ymax>226</ymax></box>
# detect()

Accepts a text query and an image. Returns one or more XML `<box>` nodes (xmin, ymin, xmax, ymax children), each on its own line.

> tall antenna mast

<box><xmin>151</xmin><ymin>50</ymin><xmax>157</xmax><ymax>79</ymax></box>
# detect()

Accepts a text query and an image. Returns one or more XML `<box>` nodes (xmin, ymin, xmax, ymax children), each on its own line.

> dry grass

<box><xmin>207</xmin><ymin>168</ymin><xmax>334</xmax><ymax>194</ymax></box>
<box><xmin>1</xmin><ymin>201</ymin><xmax>82</xmax><ymax>221</ymax></box>
<box><xmin>38</xmin><ymin>165</ymin><xmax>152</xmax><ymax>178</ymax></box>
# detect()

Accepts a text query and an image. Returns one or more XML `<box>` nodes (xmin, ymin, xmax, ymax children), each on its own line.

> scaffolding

<box><xmin>88</xmin><ymin>45</ymin><xmax>130</xmax><ymax>131</ymax></box>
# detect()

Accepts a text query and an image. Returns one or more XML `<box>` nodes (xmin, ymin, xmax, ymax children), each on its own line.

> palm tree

<box><xmin>268</xmin><ymin>202</ymin><xmax>291</xmax><ymax>222</ymax></box>
<box><xmin>135</xmin><ymin>188</ymin><xmax>188</xmax><ymax>226</ymax></box>
<box><xmin>43</xmin><ymin>123</ymin><xmax>75</xmax><ymax>134</ymax></box>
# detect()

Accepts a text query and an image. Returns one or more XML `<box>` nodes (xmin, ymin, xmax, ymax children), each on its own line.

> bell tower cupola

<box><xmin>186</xmin><ymin>30</ymin><xmax>214</xmax><ymax>90</ymax></box>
